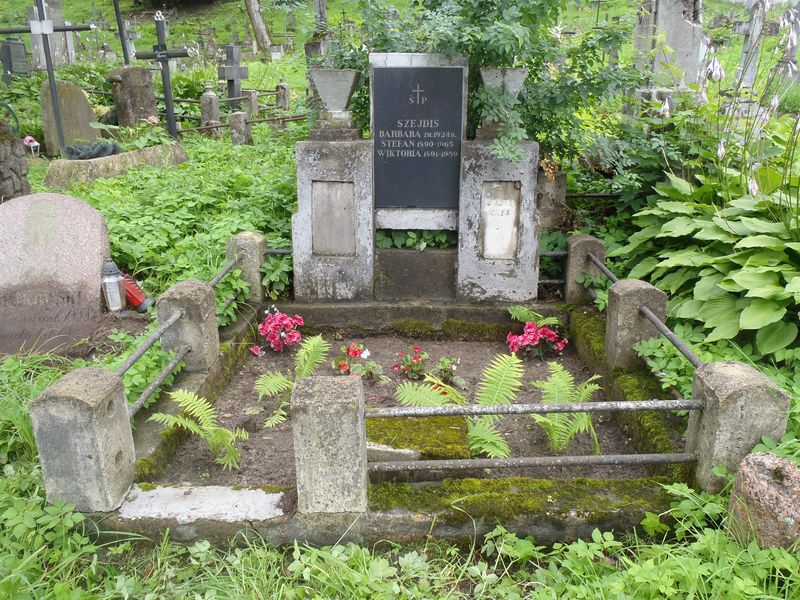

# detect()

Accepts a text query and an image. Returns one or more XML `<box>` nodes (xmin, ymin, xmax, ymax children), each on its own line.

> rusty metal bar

<box><xmin>258</xmin><ymin>91</ymin><xmax>279</xmax><ymax>96</ymax></box>
<box><xmin>82</xmin><ymin>88</ymin><xmax>114</xmax><ymax>96</ymax></box>
<box><xmin>179</xmin><ymin>123</ymin><xmax>231</xmax><ymax>133</ymax></box>
<box><xmin>222</xmin><ymin>293</ymin><xmax>237</xmax><ymax>311</ymax></box>
<box><xmin>640</xmin><ymin>306</ymin><xmax>704</xmax><ymax>368</ymax></box>
<box><xmin>365</xmin><ymin>398</ymin><xmax>703</xmax><ymax>419</ymax></box>
<box><xmin>587</xmin><ymin>252</ymin><xmax>619</xmax><ymax>283</ymax></box>
<box><xmin>208</xmin><ymin>259</ymin><xmax>237</xmax><ymax>287</ymax></box>
<box><xmin>115</xmin><ymin>310</ymin><xmax>183</xmax><ymax>377</ymax></box>
<box><xmin>368</xmin><ymin>453</ymin><xmax>698</xmax><ymax>473</ymax></box>
<box><xmin>539</xmin><ymin>278</ymin><xmax>565</xmax><ymax>286</ymax></box>
<box><xmin>157</xmin><ymin>95</ymin><xmax>201</xmax><ymax>104</ymax></box>
<box><xmin>540</xmin><ymin>251</ymin><xmax>568</xmax><ymax>258</ymax></box>
<box><xmin>127</xmin><ymin>345</ymin><xmax>189</xmax><ymax>418</ymax></box>
<box><xmin>264</xmin><ymin>248</ymin><xmax>292</xmax><ymax>255</ymax></box>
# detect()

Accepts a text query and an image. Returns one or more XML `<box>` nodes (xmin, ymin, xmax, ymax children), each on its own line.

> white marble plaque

<box><xmin>480</xmin><ymin>181</ymin><xmax>520</xmax><ymax>260</ymax></box>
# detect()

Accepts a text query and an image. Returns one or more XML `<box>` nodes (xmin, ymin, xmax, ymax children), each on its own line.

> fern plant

<box><xmin>255</xmin><ymin>335</ymin><xmax>330</xmax><ymax>427</ymax></box>
<box><xmin>149</xmin><ymin>389</ymin><xmax>248</xmax><ymax>470</ymax></box>
<box><xmin>507</xmin><ymin>305</ymin><xmax>561</xmax><ymax>327</ymax></box>
<box><xmin>531</xmin><ymin>362</ymin><xmax>601</xmax><ymax>455</ymax></box>
<box><xmin>395</xmin><ymin>353</ymin><xmax>524</xmax><ymax>458</ymax></box>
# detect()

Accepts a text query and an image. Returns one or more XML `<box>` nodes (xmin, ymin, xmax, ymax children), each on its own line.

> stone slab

<box><xmin>374</xmin><ymin>208</ymin><xmax>457</xmax><ymax>230</ymax></box>
<box><xmin>44</xmin><ymin>143</ymin><xmax>189</xmax><ymax>190</ymax></box>
<box><xmin>374</xmin><ymin>248</ymin><xmax>456</xmax><ymax>301</ymax></box>
<box><xmin>311</xmin><ymin>181</ymin><xmax>356</xmax><ymax>256</ymax></box>
<box><xmin>108</xmin><ymin>66</ymin><xmax>157</xmax><ymax>127</ymax></box>
<box><xmin>40</xmin><ymin>80</ymin><xmax>99</xmax><ymax>155</ymax></box>
<box><xmin>293</xmin><ymin>141</ymin><xmax>373</xmax><ymax>301</ymax></box>
<box><xmin>0</xmin><ymin>193</ymin><xmax>109</xmax><ymax>353</ymax></box>
<box><xmin>457</xmin><ymin>140</ymin><xmax>539</xmax><ymax>301</ymax></box>
<box><xmin>119</xmin><ymin>485</ymin><xmax>285</xmax><ymax>524</ymax></box>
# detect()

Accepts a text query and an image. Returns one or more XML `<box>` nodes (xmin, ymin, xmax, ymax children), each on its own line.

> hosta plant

<box><xmin>255</xmin><ymin>335</ymin><xmax>330</xmax><ymax>427</ymax></box>
<box><xmin>149</xmin><ymin>389</ymin><xmax>248</xmax><ymax>470</ymax></box>
<box><xmin>395</xmin><ymin>353</ymin><xmax>525</xmax><ymax>458</ymax></box>
<box><xmin>531</xmin><ymin>362</ymin><xmax>601</xmax><ymax>455</ymax></box>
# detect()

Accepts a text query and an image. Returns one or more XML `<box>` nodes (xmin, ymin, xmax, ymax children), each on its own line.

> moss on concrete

<box><xmin>369</xmin><ymin>477</ymin><xmax>672</xmax><ymax>526</ymax></box>
<box><xmin>566</xmin><ymin>305</ymin><xmax>691</xmax><ymax>482</ymax></box>
<box><xmin>366</xmin><ymin>416</ymin><xmax>470</xmax><ymax>460</ymax></box>
<box><xmin>440</xmin><ymin>319</ymin><xmax>509</xmax><ymax>341</ymax></box>
<box><xmin>391</xmin><ymin>319</ymin><xmax>436</xmax><ymax>338</ymax></box>
<box><xmin>137</xmin><ymin>482</ymin><xmax>158</xmax><ymax>491</ymax></box>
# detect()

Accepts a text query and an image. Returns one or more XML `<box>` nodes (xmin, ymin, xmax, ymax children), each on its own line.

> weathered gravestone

<box><xmin>108</xmin><ymin>66</ymin><xmax>157</xmax><ymax>126</ymax></box>
<box><xmin>0</xmin><ymin>118</ymin><xmax>31</xmax><ymax>203</ymax></box>
<box><xmin>0</xmin><ymin>193</ymin><xmax>109</xmax><ymax>353</ymax></box>
<box><xmin>40</xmin><ymin>80</ymin><xmax>99</xmax><ymax>155</ymax></box>
<box><xmin>0</xmin><ymin>39</ymin><xmax>29</xmax><ymax>85</ymax></box>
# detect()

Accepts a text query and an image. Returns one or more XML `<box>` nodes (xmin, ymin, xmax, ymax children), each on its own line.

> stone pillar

<box><xmin>564</xmin><ymin>234</ymin><xmax>606</xmax><ymax>305</ymax></box>
<box><xmin>0</xmin><ymin>121</ymin><xmax>31</xmax><ymax>203</ymax></box>
<box><xmin>276</xmin><ymin>80</ymin><xmax>290</xmax><ymax>110</ymax></box>
<box><xmin>291</xmin><ymin>376</ymin><xmax>368</xmax><ymax>514</ymax></box>
<box><xmin>200</xmin><ymin>84</ymin><xmax>220</xmax><ymax>137</ymax></box>
<box><xmin>293</xmin><ymin>141</ymin><xmax>374</xmax><ymax>301</ymax></box>
<box><xmin>242</xmin><ymin>89</ymin><xmax>259</xmax><ymax>117</ymax></box>
<box><xmin>457</xmin><ymin>140</ymin><xmax>540</xmax><ymax>302</ymax></box>
<box><xmin>536</xmin><ymin>169</ymin><xmax>567</xmax><ymax>229</ymax></box>
<box><xmin>156</xmin><ymin>279</ymin><xmax>219</xmax><ymax>372</ymax></box>
<box><xmin>225</xmin><ymin>231</ymin><xmax>266</xmax><ymax>303</ymax></box>
<box><xmin>230</xmin><ymin>111</ymin><xmax>252</xmax><ymax>145</ymax></box>
<box><xmin>29</xmin><ymin>368</ymin><xmax>135</xmax><ymax>512</ymax></box>
<box><xmin>108</xmin><ymin>67</ymin><xmax>157</xmax><ymax>127</ymax></box>
<box><xmin>687</xmin><ymin>362</ymin><xmax>790</xmax><ymax>494</ymax></box>
<box><xmin>605</xmin><ymin>279</ymin><xmax>666</xmax><ymax>371</ymax></box>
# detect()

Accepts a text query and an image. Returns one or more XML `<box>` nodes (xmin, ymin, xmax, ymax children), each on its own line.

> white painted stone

<box><xmin>374</xmin><ymin>208</ymin><xmax>458</xmax><ymax>230</ymax></box>
<box><xmin>480</xmin><ymin>182</ymin><xmax>519</xmax><ymax>260</ymax></box>
<box><xmin>119</xmin><ymin>485</ymin><xmax>285</xmax><ymax>524</ymax></box>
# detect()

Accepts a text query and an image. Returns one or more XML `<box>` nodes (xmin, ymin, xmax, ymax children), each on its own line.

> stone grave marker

<box><xmin>0</xmin><ymin>39</ymin><xmax>29</xmax><ymax>85</ymax></box>
<box><xmin>0</xmin><ymin>118</ymin><xmax>31</xmax><ymax>203</ymax></box>
<box><xmin>108</xmin><ymin>66</ymin><xmax>157</xmax><ymax>126</ymax></box>
<box><xmin>734</xmin><ymin>0</ymin><xmax>766</xmax><ymax>88</ymax></box>
<box><xmin>370</xmin><ymin>54</ymin><xmax>466</xmax><ymax>211</ymax></box>
<box><xmin>40</xmin><ymin>80</ymin><xmax>99</xmax><ymax>155</ymax></box>
<box><xmin>0</xmin><ymin>193</ymin><xmax>110</xmax><ymax>353</ymax></box>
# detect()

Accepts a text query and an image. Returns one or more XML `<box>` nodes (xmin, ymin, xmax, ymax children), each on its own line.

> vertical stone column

<box><xmin>293</xmin><ymin>141</ymin><xmax>373</xmax><ymax>301</ymax></box>
<box><xmin>276</xmin><ymin>80</ymin><xmax>290</xmax><ymax>110</ymax></box>
<box><xmin>536</xmin><ymin>169</ymin><xmax>567</xmax><ymax>229</ymax></box>
<box><xmin>605</xmin><ymin>279</ymin><xmax>666</xmax><ymax>370</ymax></box>
<box><xmin>29</xmin><ymin>368</ymin><xmax>135</xmax><ymax>512</ymax></box>
<box><xmin>156</xmin><ymin>279</ymin><xmax>219</xmax><ymax>372</ymax></box>
<box><xmin>230</xmin><ymin>111</ymin><xmax>252</xmax><ymax>145</ymax></box>
<box><xmin>291</xmin><ymin>376</ymin><xmax>368</xmax><ymax>514</ymax></box>
<box><xmin>687</xmin><ymin>361</ymin><xmax>790</xmax><ymax>493</ymax></box>
<box><xmin>457</xmin><ymin>140</ymin><xmax>539</xmax><ymax>302</ymax></box>
<box><xmin>225</xmin><ymin>231</ymin><xmax>266</xmax><ymax>303</ymax></box>
<box><xmin>200</xmin><ymin>84</ymin><xmax>221</xmax><ymax>137</ymax></box>
<box><xmin>242</xmin><ymin>89</ymin><xmax>259</xmax><ymax>117</ymax></box>
<box><xmin>564</xmin><ymin>235</ymin><xmax>606</xmax><ymax>306</ymax></box>
<box><xmin>108</xmin><ymin>67</ymin><xmax>157</xmax><ymax>127</ymax></box>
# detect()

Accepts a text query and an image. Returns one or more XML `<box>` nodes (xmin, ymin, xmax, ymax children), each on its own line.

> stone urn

<box><xmin>308</xmin><ymin>69</ymin><xmax>360</xmax><ymax>126</ymax></box>
<box><xmin>479</xmin><ymin>67</ymin><xmax>528</xmax><ymax>97</ymax></box>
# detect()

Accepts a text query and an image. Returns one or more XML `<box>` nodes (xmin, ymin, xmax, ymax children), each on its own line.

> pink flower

<box><xmin>285</xmin><ymin>329</ymin><xmax>301</xmax><ymax>345</ymax></box>
<box><xmin>292</xmin><ymin>315</ymin><xmax>304</xmax><ymax>327</ymax></box>
<box><xmin>271</xmin><ymin>339</ymin><xmax>284</xmax><ymax>351</ymax></box>
<box><xmin>22</xmin><ymin>135</ymin><xmax>37</xmax><ymax>147</ymax></box>
<box><xmin>249</xmin><ymin>345</ymin><xmax>262</xmax><ymax>357</ymax></box>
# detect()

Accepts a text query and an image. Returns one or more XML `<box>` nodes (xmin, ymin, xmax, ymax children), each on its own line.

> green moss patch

<box><xmin>370</xmin><ymin>477</ymin><xmax>672</xmax><ymax>526</ymax></box>
<box><xmin>367</xmin><ymin>416</ymin><xmax>470</xmax><ymax>460</ymax></box>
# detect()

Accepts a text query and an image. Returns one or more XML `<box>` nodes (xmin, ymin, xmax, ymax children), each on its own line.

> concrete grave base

<box><xmin>44</xmin><ymin>143</ymin><xmax>189</xmax><ymax>190</ymax></box>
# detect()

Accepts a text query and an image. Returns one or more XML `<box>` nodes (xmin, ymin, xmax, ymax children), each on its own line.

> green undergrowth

<box><xmin>369</xmin><ymin>477</ymin><xmax>673</xmax><ymax>527</ymax></box>
<box><xmin>367</xmin><ymin>416</ymin><xmax>470</xmax><ymax>460</ymax></box>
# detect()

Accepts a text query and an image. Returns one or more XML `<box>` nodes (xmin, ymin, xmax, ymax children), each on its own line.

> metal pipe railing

<box><xmin>264</xmin><ymin>248</ymin><xmax>292</xmax><ymax>255</ymax></box>
<box><xmin>208</xmin><ymin>259</ymin><xmax>237</xmax><ymax>287</ymax></box>
<box><xmin>540</xmin><ymin>250</ymin><xmax>568</xmax><ymax>258</ymax></box>
<box><xmin>116</xmin><ymin>310</ymin><xmax>183</xmax><ymax>377</ymax></box>
<box><xmin>128</xmin><ymin>345</ymin><xmax>189</xmax><ymax>418</ymax></box>
<box><xmin>366</xmin><ymin>399</ymin><xmax>703</xmax><ymax>419</ymax></box>
<box><xmin>539</xmin><ymin>278</ymin><xmax>565</xmax><ymax>286</ymax></box>
<box><xmin>585</xmin><ymin>252</ymin><xmax>704</xmax><ymax>368</ymax></box>
<box><xmin>368</xmin><ymin>453</ymin><xmax>697</xmax><ymax>473</ymax></box>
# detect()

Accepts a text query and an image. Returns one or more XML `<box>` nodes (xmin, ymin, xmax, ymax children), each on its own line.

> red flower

<box><xmin>399</xmin><ymin>350</ymin><xmax>405</xmax><ymax>356</ymax></box>
<box><xmin>338</xmin><ymin>361</ymin><xmax>350</xmax><ymax>373</ymax></box>
<box><xmin>249</xmin><ymin>345</ymin><xmax>262</xmax><ymax>357</ymax></box>
<box><xmin>392</xmin><ymin>364</ymin><xmax>401</xmax><ymax>372</ymax></box>
<box><xmin>292</xmin><ymin>314</ymin><xmax>304</xmax><ymax>327</ymax></box>
<box><xmin>285</xmin><ymin>330</ymin><xmax>301</xmax><ymax>345</ymax></box>
<box><xmin>413</xmin><ymin>345</ymin><xmax>420</xmax><ymax>353</ymax></box>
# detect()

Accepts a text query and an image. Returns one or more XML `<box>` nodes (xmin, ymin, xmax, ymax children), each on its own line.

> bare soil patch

<box><xmin>157</xmin><ymin>334</ymin><xmax>671</xmax><ymax>489</ymax></box>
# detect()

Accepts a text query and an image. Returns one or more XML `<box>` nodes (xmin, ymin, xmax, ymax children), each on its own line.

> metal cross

<box><xmin>134</xmin><ymin>12</ymin><xmax>195</xmax><ymax>138</ymax></box>
<box><xmin>0</xmin><ymin>0</ymin><xmax>95</xmax><ymax>154</ymax></box>
<box><xmin>111</xmin><ymin>0</ymin><xmax>130</xmax><ymax>64</ymax></box>
<box><xmin>218</xmin><ymin>44</ymin><xmax>248</xmax><ymax>110</ymax></box>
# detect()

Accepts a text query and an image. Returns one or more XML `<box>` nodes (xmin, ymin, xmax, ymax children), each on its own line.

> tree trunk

<box><xmin>244</xmin><ymin>0</ymin><xmax>271</xmax><ymax>51</ymax></box>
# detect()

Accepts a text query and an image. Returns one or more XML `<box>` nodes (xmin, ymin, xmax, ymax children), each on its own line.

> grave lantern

<box><xmin>102</xmin><ymin>259</ymin><xmax>126</xmax><ymax>312</ymax></box>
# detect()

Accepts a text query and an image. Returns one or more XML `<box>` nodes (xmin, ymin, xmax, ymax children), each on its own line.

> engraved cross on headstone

<box><xmin>133</xmin><ymin>11</ymin><xmax>195</xmax><ymax>138</ymax></box>
<box><xmin>218</xmin><ymin>44</ymin><xmax>248</xmax><ymax>110</ymax></box>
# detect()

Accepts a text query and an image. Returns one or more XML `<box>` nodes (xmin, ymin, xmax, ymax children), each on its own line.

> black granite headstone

<box><xmin>372</xmin><ymin>66</ymin><xmax>463</xmax><ymax>209</ymax></box>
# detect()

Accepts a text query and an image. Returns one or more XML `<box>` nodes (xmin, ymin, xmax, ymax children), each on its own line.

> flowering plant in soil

<box><xmin>250</xmin><ymin>306</ymin><xmax>304</xmax><ymax>354</ymax></box>
<box><xmin>430</xmin><ymin>356</ymin><xmax>468</xmax><ymax>390</ymax></box>
<box><xmin>392</xmin><ymin>345</ymin><xmax>429</xmax><ymax>379</ymax></box>
<box><xmin>331</xmin><ymin>342</ymin><xmax>390</xmax><ymax>383</ymax></box>
<box><xmin>506</xmin><ymin>322</ymin><xmax>568</xmax><ymax>358</ymax></box>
